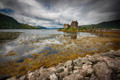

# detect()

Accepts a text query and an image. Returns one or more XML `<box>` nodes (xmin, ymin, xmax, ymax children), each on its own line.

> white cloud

<box><xmin>0</xmin><ymin>0</ymin><xmax>120</xmax><ymax>28</ymax></box>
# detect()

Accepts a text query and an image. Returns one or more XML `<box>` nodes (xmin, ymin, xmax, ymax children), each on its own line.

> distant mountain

<box><xmin>47</xmin><ymin>28</ymin><xmax>60</xmax><ymax>29</ymax></box>
<box><xmin>0</xmin><ymin>13</ymin><xmax>40</xmax><ymax>29</ymax></box>
<box><xmin>36</xmin><ymin>26</ymin><xmax>47</xmax><ymax>29</ymax></box>
<box><xmin>81</xmin><ymin>20</ymin><xmax>120</xmax><ymax>29</ymax></box>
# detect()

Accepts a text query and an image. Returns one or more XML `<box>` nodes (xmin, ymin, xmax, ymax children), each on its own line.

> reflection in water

<box><xmin>63</xmin><ymin>32</ymin><xmax>77</xmax><ymax>39</ymax></box>
<box><xmin>91</xmin><ymin>32</ymin><xmax>120</xmax><ymax>37</ymax></box>
<box><xmin>0</xmin><ymin>29</ymin><xmax>120</xmax><ymax>77</ymax></box>
<box><xmin>0</xmin><ymin>30</ymin><xmax>120</xmax><ymax>62</ymax></box>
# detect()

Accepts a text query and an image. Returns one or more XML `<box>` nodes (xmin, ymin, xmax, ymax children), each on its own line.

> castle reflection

<box><xmin>63</xmin><ymin>32</ymin><xmax>77</xmax><ymax>39</ymax></box>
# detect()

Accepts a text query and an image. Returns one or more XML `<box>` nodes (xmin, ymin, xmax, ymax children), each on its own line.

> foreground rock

<box><xmin>7</xmin><ymin>50</ymin><xmax>120</xmax><ymax>80</ymax></box>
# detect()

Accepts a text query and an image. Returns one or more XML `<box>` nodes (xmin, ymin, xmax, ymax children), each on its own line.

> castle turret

<box><xmin>70</xmin><ymin>21</ymin><xmax>78</xmax><ymax>29</ymax></box>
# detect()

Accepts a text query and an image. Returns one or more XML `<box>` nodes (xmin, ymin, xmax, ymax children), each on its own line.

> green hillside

<box><xmin>81</xmin><ymin>20</ymin><xmax>120</xmax><ymax>29</ymax></box>
<box><xmin>0</xmin><ymin>13</ymin><xmax>40</xmax><ymax>29</ymax></box>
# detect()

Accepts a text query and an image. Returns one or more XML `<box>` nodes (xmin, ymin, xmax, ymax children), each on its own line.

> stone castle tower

<box><xmin>70</xmin><ymin>21</ymin><xmax>78</xmax><ymax>29</ymax></box>
<box><xmin>64</xmin><ymin>24</ymin><xmax>70</xmax><ymax>29</ymax></box>
<box><xmin>64</xmin><ymin>21</ymin><xmax>79</xmax><ymax>29</ymax></box>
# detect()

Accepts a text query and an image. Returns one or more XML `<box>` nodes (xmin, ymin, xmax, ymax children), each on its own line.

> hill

<box><xmin>36</xmin><ymin>25</ymin><xmax>47</xmax><ymax>29</ymax></box>
<box><xmin>0</xmin><ymin>13</ymin><xmax>40</xmax><ymax>29</ymax></box>
<box><xmin>81</xmin><ymin>20</ymin><xmax>120</xmax><ymax>29</ymax></box>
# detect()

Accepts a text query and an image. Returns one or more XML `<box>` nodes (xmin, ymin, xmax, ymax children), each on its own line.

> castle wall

<box><xmin>64</xmin><ymin>24</ymin><xmax>70</xmax><ymax>29</ymax></box>
<box><xmin>64</xmin><ymin>21</ymin><xmax>80</xmax><ymax>29</ymax></box>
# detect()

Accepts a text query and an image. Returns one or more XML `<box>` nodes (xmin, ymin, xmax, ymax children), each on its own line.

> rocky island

<box><xmin>58</xmin><ymin>20</ymin><xmax>120</xmax><ymax>33</ymax></box>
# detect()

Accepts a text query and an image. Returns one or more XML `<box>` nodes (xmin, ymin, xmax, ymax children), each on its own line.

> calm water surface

<box><xmin>0</xmin><ymin>29</ymin><xmax>119</xmax><ymax>62</ymax></box>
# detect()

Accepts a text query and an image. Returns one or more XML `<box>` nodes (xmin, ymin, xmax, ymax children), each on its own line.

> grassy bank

<box><xmin>58</xmin><ymin>27</ymin><xmax>120</xmax><ymax>33</ymax></box>
<box><xmin>58</xmin><ymin>27</ymin><xmax>91</xmax><ymax>32</ymax></box>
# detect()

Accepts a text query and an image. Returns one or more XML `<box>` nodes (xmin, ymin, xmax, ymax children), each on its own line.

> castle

<box><xmin>64</xmin><ymin>21</ymin><xmax>79</xmax><ymax>29</ymax></box>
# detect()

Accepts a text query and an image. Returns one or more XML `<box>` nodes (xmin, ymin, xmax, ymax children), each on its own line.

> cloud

<box><xmin>0</xmin><ymin>0</ymin><xmax>120</xmax><ymax>28</ymax></box>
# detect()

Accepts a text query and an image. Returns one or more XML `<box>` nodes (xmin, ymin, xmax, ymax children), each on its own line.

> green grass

<box><xmin>58</xmin><ymin>27</ymin><xmax>92</xmax><ymax>32</ymax></box>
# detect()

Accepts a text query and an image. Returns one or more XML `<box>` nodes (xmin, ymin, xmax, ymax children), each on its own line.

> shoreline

<box><xmin>58</xmin><ymin>28</ymin><xmax>120</xmax><ymax>33</ymax></box>
<box><xmin>6</xmin><ymin>49</ymin><xmax>120</xmax><ymax>80</ymax></box>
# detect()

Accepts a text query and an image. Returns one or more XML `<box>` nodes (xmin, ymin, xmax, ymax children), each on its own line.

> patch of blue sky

<box><xmin>0</xmin><ymin>8</ymin><xmax>14</xmax><ymax>14</ymax></box>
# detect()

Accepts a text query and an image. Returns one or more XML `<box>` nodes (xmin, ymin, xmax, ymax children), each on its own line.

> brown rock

<box><xmin>82</xmin><ymin>64</ymin><xmax>93</xmax><ymax>75</ymax></box>
<box><xmin>64</xmin><ymin>60</ymin><xmax>73</xmax><ymax>67</ymax></box>
<box><xmin>73</xmin><ymin>59</ymin><xmax>83</xmax><ymax>67</ymax></box>
<box><xmin>93</xmin><ymin>62</ymin><xmax>117</xmax><ymax>80</ymax></box>
<box><xmin>113</xmin><ymin>51</ymin><xmax>120</xmax><ymax>57</ymax></box>
<box><xmin>64</xmin><ymin>60</ymin><xmax>73</xmax><ymax>72</ymax></box>
<box><xmin>38</xmin><ymin>72</ymin><xmax>52</xmax><ymax>80</ymax></box>
<box><xmin>7</xmin><ymin>77</ymin><xmax>16</xmax><ymax>80</ymax></box>
<box><xmin>103</xmin><ymin>57</ymin><xmax>120</xmax><ymax>72</ymax></box>
<box><xmin>56</xmin><ymin>63</ymin><xmax>64</xmax><ymax>69</ymax></box>
<box><xmin>79</xmin><ymin>69</ymin><xmax>87</xmax><ymax>77</ymax></box>
<box><xmin>50</xmin><ymin>73</ymin><xmax>58</xmax><ymax>80</ymax></box>
<box><xmin>18</xmin><ymin>75</ymin><xmax>28</xmax><ymax>80</ymax></box>
<box><xmin>48</xmin><ymin>67</ymin><xmax>56</xmax><ymax>72</ymax></box>
<box><xmin>89</xmin><ymin>73</ymin><xmax>99</xmax><ymax>80</ymax></box>
<box><xmin>63</xmin><ymin>73</ymin><xmax>84</xmax><ymax>80</ymax></box>
<box><xmin>117</xmin><ymin>73</ymin><xmax>120</xmax><ymax>79</ymax></box>
<box><xmin>28</xmin><ymin>72</ymin><xmax>38</xmax><ymax>80</ymax></box>
<box><xmin>0</xmin><ymin>75</ymin><xmax>10</xmax><ymax>80</ymax></box>
<box><xmin>73</xmin><ymin>70</ymin><xmax>80</xmax><ymax>74</ymax></box>
<box><xmin>81</xmin><ymin>58</ymin><xmax>92</xmax><ymax>65</ymax></box>
<box><xmin>55</xmin><ymin>68</ymin><xmax>64</xmax><ymax>73</ymax></box>
<box><xmin>57</xmin><ymin>68</ymin><xmax>69</xmax><ymax>80</ymax></box>
<box><xmin>39</xmin><ymin>66</ymin><xmax>48</xmax><ymax>74</ymax></box>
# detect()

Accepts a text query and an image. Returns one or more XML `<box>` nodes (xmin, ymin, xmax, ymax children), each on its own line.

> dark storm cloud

<box><xmin>0</xmin><ymin>0</ymin><xmax>120</xmax><ymax>28</ymax></box>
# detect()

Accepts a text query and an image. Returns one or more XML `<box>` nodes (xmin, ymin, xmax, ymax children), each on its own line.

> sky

<box><xmin>0</xmin><ymin>0</ymin><xmax>120</xmax><ymax>28</ymax></box>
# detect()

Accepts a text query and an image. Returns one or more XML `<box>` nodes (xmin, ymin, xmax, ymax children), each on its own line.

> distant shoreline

<box><xmin>58</xmin><ymin>28</ymin><xmax>120</xmax><ymax>33</ymax></box>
